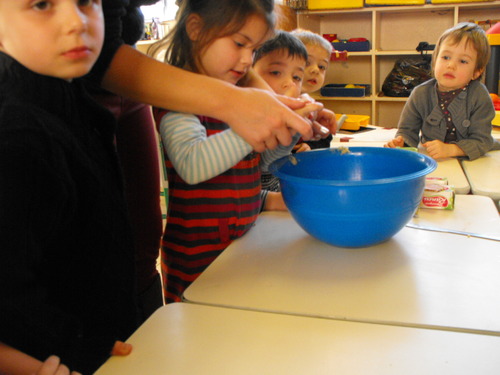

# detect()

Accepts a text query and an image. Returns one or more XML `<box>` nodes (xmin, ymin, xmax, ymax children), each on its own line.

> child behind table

<box><xmin>0</xmin><ymin>0</ymin><xmax>136</xmax><ymax>373</ymax></box>
<box><xmin>152</xmin><ymin>0</ymin><xmax>320</xmax><ymax>303</ymax></box>
<box><xmin>253</xmin><ymin>30</ymin><xmax>310</xmax><ymax>191</ymax></box>
<box><xmin>385</xmin><ymin>22</ymin><xmax>500</xmax><ymax>160</ymax></box>
<box><xmin>292</xmin><ymin>29</ymin><xmax>334</xmax><ymax>150</ymax></box>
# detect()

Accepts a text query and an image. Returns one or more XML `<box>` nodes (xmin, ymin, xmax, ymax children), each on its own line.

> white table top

<box><xmin>184</xmin><ymin>197</ymin><xmax>500</xmax><ymax>335</ymax></box>
<box><xmin>409</xmin><ymin>194</ymin><xmax>500</xmax><ymax>239</ymax></box>
<box><xmin>461</xmin><ymin>150</ymin><xmax>500</xmax><ymax>203</ymax></box>
<box><xmin>96</xmin><ymin>303</ymin><xmax>500</xmax><ymax>375</ymax></box>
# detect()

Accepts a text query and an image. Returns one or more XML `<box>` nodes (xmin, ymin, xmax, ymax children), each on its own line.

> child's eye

<box><xmin>32</xmin><ymin>1</ymin><xmax>50</xmax><ymax>10</ymax></box>
<box><xmin>319</xmin><ymin>65</ymin><xmax>327</xmax><ymax>71</ymax></box>
<box><xmin>442</xmin><ymin>55</ymin><xmax>450</xmax><ymax>61</ymax></box>
<box><xmin>293</xmin><ymin>75</ymin><xmax>303</xmax><ymax>82</ymax></box>
<box><xmin>460</xmin><ymin>59</ymin><xmax>469</xmax><ymax>64</ymax></box>
<box><xmin>270</xmin><ymin>71</ymin><xmax>281</xmax><ymax>77</ymax></box>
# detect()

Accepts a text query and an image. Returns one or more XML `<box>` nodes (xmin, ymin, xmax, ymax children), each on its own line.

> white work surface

<box><xmin>461</xmin><ymin>150</ymin><xmax>500</xmax><ymax>204</ymax></box>
<box><xmin>96</xmin><ymin>303</ymin><xmax>500</xmax><ymax>375</ymax></box>
<box><xmin>330</xmin><ymin>128</ymin><xmax>470</xmax><ymax>194</ymax></box>
<box><xmin>184</xmin><ymin>197</ymin><xmax>500</xmax><ymax>335</ymax></box>
<box><xmin>409</xmin><ymin>194</ymin><xmax>500</xmax><ymax>239</ymax></box>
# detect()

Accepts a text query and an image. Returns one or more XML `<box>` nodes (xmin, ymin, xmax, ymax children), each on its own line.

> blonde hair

<box><xmin>432</xmin><ymin>22</ymin><xmax>490</xmax><ymax>79</ymax></box>
<box><xmin>291</xmin><ymin>29</ymin><xmax>333</xmax><ymax>55</ymax></box>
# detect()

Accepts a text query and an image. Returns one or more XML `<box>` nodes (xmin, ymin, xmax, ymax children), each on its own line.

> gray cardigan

<box><xmin>396</xmin><ymin>78</ymin><xmax>498</xmax><ymax>160</ymax></box>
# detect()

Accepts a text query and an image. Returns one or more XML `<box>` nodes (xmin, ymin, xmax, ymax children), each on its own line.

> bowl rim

<box><xmin>269</xmin><ymin>147</ymin><xmax>437</xmax><ymax>186</ymax></box>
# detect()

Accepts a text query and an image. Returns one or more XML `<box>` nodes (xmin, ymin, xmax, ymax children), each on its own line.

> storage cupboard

<box><xmin>295</xmin><ymin>1</ymin><xmax>500</xmax><ymax>127</ymax></box>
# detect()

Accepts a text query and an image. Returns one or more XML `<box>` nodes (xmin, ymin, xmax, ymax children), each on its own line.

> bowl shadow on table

<box><xmin>215</xmin><ymin>211</ymin><xmax>421</xmax><ymax>323</ymax></box>
<box><xmin>272</xmin><ymin>234</ymin><xmax>418</xmax><ymax>316</ymax></box>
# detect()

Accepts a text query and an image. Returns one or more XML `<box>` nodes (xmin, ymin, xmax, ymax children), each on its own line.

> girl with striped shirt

<box><xmin>153</xmin><ymin>0</ymin><xmax>322</xmax><ymax>303</ymax></box>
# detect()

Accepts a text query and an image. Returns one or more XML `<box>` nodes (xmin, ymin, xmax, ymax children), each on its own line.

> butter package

<box><xmin>424</xmin><ymin>176</ymin><xmax>448</xmax><ymax>186</ymax></box>
<box><xmin>420</xmin><ymin>178</ymin><xmax>455</xmax><ymax>210</ymax></box>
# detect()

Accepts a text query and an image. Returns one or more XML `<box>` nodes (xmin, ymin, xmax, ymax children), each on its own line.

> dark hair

<box><xmin>432</xmin><ymin>22</ymin><xmax>490</xmax><ymax>80</ymax></box>
<box><xmin>149</xmin><ymin>0</ymin><xmax>275</xmax><ymax>72</ymax></box>
<box><xmin>253</xmin><ymin>30</ymin><xmax>308</xmax><ymax>65</ymax></box>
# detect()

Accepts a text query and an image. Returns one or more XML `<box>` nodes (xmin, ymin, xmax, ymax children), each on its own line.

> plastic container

<box><xmin>431</xmin><ymin>0</ymin><xmax>494</xmax><ymax>3</ymax></box>
<box><xmin>493</xmin><ymin>111</ymin><xmax>500</xmax><ymax>127</ymax></box>
<box><xmin>331</xmin><ymin>40</ymin><xmax>370</xmax><ymax>52</ymax></box>
<box><xmin>335</xmin><ymin>114</ymin><xmax>370</xmax><ymax>131</ymax></box>
<box><xmin>269</xmin><ymin>147</ymin><xmax>437</xmax><ymax>247</ymax></box>
<box><xmin>330</xmin><ymin>50</ymin><xmax>349</xmax><ymax>61</ymax></box>
<box><xmin>365</xmin><ymin>0</ymin><xmax>424</xmax><ymax>4</ymax></box>
<box><xmin>321</xmin><ymin>84</ymin><xmax>371</xmax><ymax>98</ymax></box>
<box><xmin>307</xmin><ymin>0</ymin><xmax>364</xmax><ymax>9</ymax></box>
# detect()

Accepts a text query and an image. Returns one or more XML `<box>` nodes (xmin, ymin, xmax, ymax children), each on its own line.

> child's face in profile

<box><xmin>302</xmin><ymin>44</ymin><xmax>330</xmax><ymax>94</ymax></box>
<box><xmin>253</xmin><ymin>49</ymin><xmax>305</xmax><ymax>98</ymax></box>
<box><xmin>195</xmin><ymin>14</ymin><xmax>270</xmax><ymax>86</ymax></box>
<box><xmin>0</xmin><ymin>0</ymin><xmax>104</xmax><ymax>80</ymax></box>
<box><xmin>434</xmin><ymin>36</ymin><xmax>482</xmax><ymax>92</ymax></box>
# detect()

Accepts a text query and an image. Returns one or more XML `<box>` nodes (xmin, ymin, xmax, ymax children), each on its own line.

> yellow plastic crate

<box><xmin>365</xmin><ymin>0</ymin><xmax>424</xmax><ymax>4</ymax></box>
<box><xmin>431</xmin><ymin>0</ymin><xmax>494</xmax><ymax>3</ymax></box>
<box><xmin>336</xmin><ymin>114</ymin><xmax>370</xmax><ymax>131</ymax></box>
<box><xmin>493</xmin><ymin>111</ymin><xmax>500</xmax><ymax>127</ymax></box>
<box><xmin>308</xmin><ymin>0</ymin><xmax>363</xmax><ymax>9</ymax></box>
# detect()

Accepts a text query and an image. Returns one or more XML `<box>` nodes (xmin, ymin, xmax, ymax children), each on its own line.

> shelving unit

<box><xmin>295</xmin><ymin>1</ymin><xmax>500</xmax><ymax>127</ymax></box>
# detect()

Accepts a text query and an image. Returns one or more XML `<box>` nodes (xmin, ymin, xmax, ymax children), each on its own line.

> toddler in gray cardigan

<box><xmin>385</xmin><ymin>22</ymin><xmax>499</xmax><ymax>160</ymax></box>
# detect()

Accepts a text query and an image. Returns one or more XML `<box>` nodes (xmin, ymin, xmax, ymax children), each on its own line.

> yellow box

<box><xmin>336</xmin><ymin>114</ymin><xmax>370</xmax><ymax>131</ymax></box>
<box><xmin>431</xmin><ymin>0</ymin><xmax>494</xmax><ymax>4</ymax></box>
<box><xmin>308</xmin><ymin>0</ymin><xmax>364</xmax><ymax>9</ymax></box>
<box><xmin>365</xmin><ymin>0</ymin><xmax>424</xmax><ymax>5</ymax></box>
<box><xmin>493</xmin><ymin>111</ymin><xmax>500</xmax><ymax>127</ymax></box>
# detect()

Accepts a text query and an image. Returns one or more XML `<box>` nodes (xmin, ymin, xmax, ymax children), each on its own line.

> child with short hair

<box><xmin>292</xmin><ymin>29</ymin><xmax>335</xmax><ymax>149</ymax></box>
<box><xmin>385</xmin><ymin>22</ymin><xmax>500</xmax><ymax>160</ymax></box>
<box><xmin>153</xmin><ymin>0</ymin><xmax>322</xmax><ymax>303</ymax></box>
<box><xmin>253</xmin><ymin>30</ymin><xmax>311</xmax><ymax>191</ymax></box>
<box><xmin>0</xmin><ymin>0</ymin><xmax>136</xmax><ymax>373</ymax></box>
<box><xmin>292</xmin><ymin>29</ymin><xmax>333</xmax><ymax>95</ymax></box>
<box><xmin>254</xmin><ymin>30</ymin><xmax>309</xmax><ymax>101</ymax></box>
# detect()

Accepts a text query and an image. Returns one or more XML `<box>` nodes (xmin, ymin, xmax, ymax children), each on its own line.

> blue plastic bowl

<box><xmin>269</xmin><ymin>147</ymin><xmax>437</xmax><ymax>247</ymax></box>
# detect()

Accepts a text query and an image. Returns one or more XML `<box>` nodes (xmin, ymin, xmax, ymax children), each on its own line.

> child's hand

<box><xmin>111</xmin><ymin>341</ymin><xmax>133</xmax><ymax>356</ymax></box>
<box><xmin>36</xmin><ymin>355</ymin><xmax>81</xmax><ymax>375</ymax></box>
<box><xmin>263</xmin><ymin>191</ymin><xmax>288</xmax><ymax>212</ymax></box>
<box><xmin>314</xmin><ymin>108</ymin><xmax>337</xmax><ymax>136</ymax></box>
<box><xmin>294</xmin><ymin>101</ymin><xmax>323</xmax><ymax>119</ymax></box>
<box><xmin>422</xmin><ymin>140</ymin><xmax>465</xmax><ymax>159</ymax></box>
<box><xmin>384</xmin><ymin>136</ymin><xmax>405</xmax><ymax>148</ymax></box>
<box><xmin>296</xmin><ymin>95</ymin><xmax>333</xmax><ymax>140</ymax></box>
<box><xmin>293</xmin><ymin>142</ymin><xmax>311</xmax><ymax>153</ymax></box>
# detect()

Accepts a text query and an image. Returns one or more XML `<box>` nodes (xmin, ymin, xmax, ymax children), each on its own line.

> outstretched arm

<box><xmin>101</xmin><ymin>46</ymin><xmax>313</xmax><ymax>152</ymax></box>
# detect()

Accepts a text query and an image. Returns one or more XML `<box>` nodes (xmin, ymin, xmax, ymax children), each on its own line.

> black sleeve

<box><xmin>86</xmin><ymin>0</ymin><xmax>129</xmax><ymax>84</ymax></box>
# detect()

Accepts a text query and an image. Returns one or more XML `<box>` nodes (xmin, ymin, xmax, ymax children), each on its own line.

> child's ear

<box><xmin>186</xmin><ymin>13</ymin><xmax>203</xmax><ymax>42</ymax></box>
<box><xmin>472</xmin><ymin>68</ymin><xmax>484</xmax><ymax>80</ymax></box>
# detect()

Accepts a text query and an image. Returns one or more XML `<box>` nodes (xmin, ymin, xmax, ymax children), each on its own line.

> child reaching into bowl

<box><xmin>253</xmin><ymin>30</ymin><xmax>312</xmax><ymax>191</ymax></box>
<box><xmin>152</xmin><ymin>0</ymin><xmax>325</xmax><ymax>303</ymax></box>
<box><xmin>385</xmin><ymin>22</ymin><xmax>500</xmax><ymax>160</ymax></box>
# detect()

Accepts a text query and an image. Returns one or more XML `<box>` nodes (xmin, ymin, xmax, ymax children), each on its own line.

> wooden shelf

<box><xmin>296</xmin><ymin>1</ymin><xmax>500</xmax><ymax>127</ymax></box>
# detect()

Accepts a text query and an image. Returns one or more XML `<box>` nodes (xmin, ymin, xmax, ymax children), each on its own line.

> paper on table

<box><xmin>334</xmin><ymin>126</ymin><xmax>398</xmax><ymax>142</ymax></box>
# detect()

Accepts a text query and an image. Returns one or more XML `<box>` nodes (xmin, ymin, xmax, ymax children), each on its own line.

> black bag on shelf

<box><xmin>382</xmin><ymin>58</ymin><xmax>432</xmax><ymax>97</ymax></box>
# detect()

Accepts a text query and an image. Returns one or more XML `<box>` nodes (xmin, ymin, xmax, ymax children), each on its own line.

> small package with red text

<box><xmin>420</xmin><ymin>178</ymin><xmax>455</xmax><ymax>210</ymax></box>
